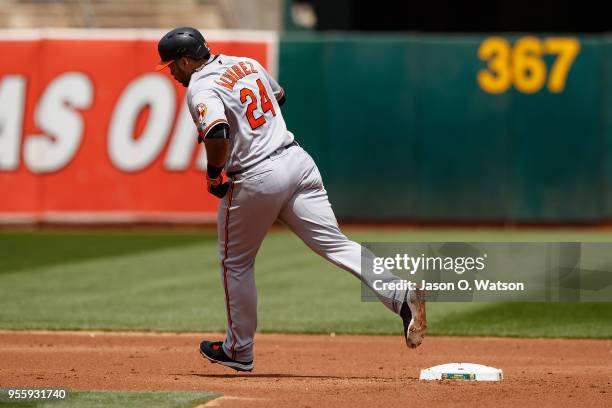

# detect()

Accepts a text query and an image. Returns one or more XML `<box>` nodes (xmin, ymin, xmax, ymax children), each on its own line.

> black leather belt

<box><xmin>227</xmin><ymin>140</ymin><xmax>299</xmax><ymax>177</ymax></box>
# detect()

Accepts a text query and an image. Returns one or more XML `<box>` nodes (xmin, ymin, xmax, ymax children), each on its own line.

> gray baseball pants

<box><xmin>217</xmin><ymin>144</ymin><xmax>407</xmax><ymax>362</ymax></box>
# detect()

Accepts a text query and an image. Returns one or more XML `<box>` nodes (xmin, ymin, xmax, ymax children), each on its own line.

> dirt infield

<box><xmin>0</xmin><ymin>331</ymin><xmax>610</xmax><ymax>407</ymax></box>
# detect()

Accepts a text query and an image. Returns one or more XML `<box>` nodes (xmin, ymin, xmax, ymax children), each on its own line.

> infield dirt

<box><xmin>0</xmin><ymin>331</ymin><xmax>610</xmax><ymax>407</ymax></box>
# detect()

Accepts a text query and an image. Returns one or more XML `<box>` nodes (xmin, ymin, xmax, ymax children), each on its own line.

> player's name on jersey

<box><xmin>372</xmin><ymin>279</ymin><xmax>526</xmax><ymax>292</ymax></box>
<box><xmin>215</xmin><ymin>61</ymin><xmax>259</xmax><ymax>91</ymax></box>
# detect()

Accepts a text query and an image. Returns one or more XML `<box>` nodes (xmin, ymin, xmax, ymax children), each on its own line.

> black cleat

<box><xmin>400</xmin><ymin>289</ymin><xmax>427</xmax><ymax>348</ymax></box>
<box><xmin>199</xmin><ymin>340</ymin><xmax>254</xmax><ymax>372</ymax></box>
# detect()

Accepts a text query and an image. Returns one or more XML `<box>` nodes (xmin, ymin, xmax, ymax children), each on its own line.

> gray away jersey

<box><xmin>186</xmin><ymin>54</ymin><xmax>294</xmax><ymax>173</ymax></box>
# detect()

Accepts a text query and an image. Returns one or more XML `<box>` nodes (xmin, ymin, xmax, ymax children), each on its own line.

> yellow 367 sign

<box><xmin>477</xmin><ymin>36</ymin><xmax>580</xmax><ymax>94</ymax></box>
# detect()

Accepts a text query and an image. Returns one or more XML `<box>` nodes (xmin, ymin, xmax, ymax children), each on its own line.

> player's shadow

<box><xmin>178</xmin><ymin>373</ymin><xmax>415</xmax><ymax>380</ymax></box>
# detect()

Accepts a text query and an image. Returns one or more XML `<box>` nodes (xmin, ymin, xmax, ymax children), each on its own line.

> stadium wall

<box><xmin>280</xmin><ymin>33</ymin><xmax>611</xmax><ymax>223</ymax></box>
<box><xmin>0</xmin><ymin>30</ymin><xmax>610</xmax><ymax>224</ymax></box>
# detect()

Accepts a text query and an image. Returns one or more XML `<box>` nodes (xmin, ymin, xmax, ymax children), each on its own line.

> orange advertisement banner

<box><xmin>0</xmin><ymin>30</ymin><xmax>276</xmax><ymax>224</ymax></box>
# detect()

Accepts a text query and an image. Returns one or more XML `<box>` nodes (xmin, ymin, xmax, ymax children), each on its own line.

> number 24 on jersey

<box><xmin>240</xmin><ymin>79</ymin><xmax>276</xmax><ymax>130</ymax></box>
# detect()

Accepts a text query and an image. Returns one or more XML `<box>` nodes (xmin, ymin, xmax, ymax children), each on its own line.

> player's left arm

<box><xmin>204</xmin><ymin>124</ymin><xmax>230</xmax><ymax>199</ymax></box>
<box><xmin>189</xmin><ymin>89</ymin><xmax>231</xmax><ymax>198</ymax></box>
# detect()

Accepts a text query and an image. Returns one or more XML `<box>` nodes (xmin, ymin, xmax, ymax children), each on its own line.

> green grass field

<box><xmin>0</xmin><ymin>390</ymin><xmax>219</xmax><ymax>408</ymax></box>
<box><xmin>0</xmin><ymin>228</ymin><xmax>610</xmax><ymax>338</ymax></box>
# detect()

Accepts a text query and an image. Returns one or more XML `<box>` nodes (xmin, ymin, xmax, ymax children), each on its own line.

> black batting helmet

<box><xmin>155</xmin><ymin>27</ymin><xmax>211</xmax><ymax>71</ymax></box>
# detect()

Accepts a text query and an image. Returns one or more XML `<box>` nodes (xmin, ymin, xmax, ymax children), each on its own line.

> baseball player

<box><xmin>155</xmin><ymin>27</ymin><xmax>426</xmax><ymax>372</ymax></box>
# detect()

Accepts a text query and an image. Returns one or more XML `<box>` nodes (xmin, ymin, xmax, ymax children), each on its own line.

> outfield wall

<box><xmin>0</xmin><ymin>30</ymin><xmax>610</xmax><ymax>224</ymax></box>
<box><xmin>280</xmin><ymin>33</ymin><xmax>611</xmax><ymax>223</ymax></box>
<box><xmin>0</xmin><ymin>29</ymin><xmax>277</xmax><ymax>224</ymax></box>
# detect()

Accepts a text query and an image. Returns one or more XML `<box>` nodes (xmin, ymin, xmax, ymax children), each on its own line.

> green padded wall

<box><xmin>279</xmin><ymin>33</ymin><xmax>608</xmax><ymax>223</ymax></box>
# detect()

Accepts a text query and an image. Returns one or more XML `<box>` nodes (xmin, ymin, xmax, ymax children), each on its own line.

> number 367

<box><xmin>477</xmin><ymin>36</ymin><xmax>580</xmax><ymax>94</ymax></box>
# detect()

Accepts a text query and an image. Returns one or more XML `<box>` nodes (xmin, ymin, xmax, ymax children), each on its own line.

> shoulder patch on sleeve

<box><xmin>196</xmin><ymin>103</ymin><xmax>207</xmax><ymax>125</ymax></box>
